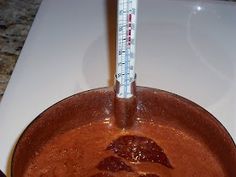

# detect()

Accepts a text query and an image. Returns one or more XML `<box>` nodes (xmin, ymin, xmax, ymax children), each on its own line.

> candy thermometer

<box><xmin>115</xmin><ymin>0</ymin><xmax>138</xmax><ymax>128</ymax></box>
<box><xmin>116</xmin><ymin>0</ymin><xmax>137</xmax><ymax>98</ymax></box>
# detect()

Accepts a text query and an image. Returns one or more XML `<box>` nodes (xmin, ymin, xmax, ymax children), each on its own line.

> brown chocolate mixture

<box><xmin>23</xmin><ymin>119</ymin><xmax>225</xmax><ymax>177</ymax></box>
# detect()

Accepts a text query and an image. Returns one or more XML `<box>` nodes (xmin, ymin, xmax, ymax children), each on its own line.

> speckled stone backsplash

<box><xmin>0</xmin><ymin>0</ymin><xmax>42</xmax><ymax>101</ymax></box>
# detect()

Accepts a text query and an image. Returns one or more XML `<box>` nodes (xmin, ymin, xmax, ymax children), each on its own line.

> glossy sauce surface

<box><xmin>23</xmin><ymin>119</ymin><xmax>225</xmax><ymax>177</ymax></box>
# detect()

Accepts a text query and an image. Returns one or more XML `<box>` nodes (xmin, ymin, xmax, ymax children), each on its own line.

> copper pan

<box><xmin>5</xmin><ymin>87</ymin><xmax>236</xmax><ymax>176</ymax></box>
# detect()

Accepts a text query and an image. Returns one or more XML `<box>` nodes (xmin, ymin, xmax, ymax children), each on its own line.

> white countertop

<box><xmin>1</xmin><ymin>0</ymin><xmax>236</xmax><ymax>175</ymax></box>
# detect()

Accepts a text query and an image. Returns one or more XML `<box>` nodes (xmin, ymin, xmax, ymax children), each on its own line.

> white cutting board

<box><xmin>1</xmin><ymin>0</ymin><xmax>236</xmax><ymax>175</ymax></box>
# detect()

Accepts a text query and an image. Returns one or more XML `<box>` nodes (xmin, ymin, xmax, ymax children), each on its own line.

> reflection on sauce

<box><xmin>96</xmin><ymin>156</ymin><xmax>133</xmax><ymax>172</ymax></box>
<box><xmin>106</xmin><ymin>135</ymin><xmax>173</xmax><ymax>168</ymax></box>
<box><xmin>95</xmin><ymin>135</ymin><xmax>170</xmax><ymax>176</ymax></box>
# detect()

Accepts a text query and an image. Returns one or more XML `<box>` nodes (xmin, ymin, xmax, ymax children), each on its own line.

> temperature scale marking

<box><xmin>116</xmin><ymin>0</ymin><xmax>137</xmax><ymax>98</ymax></box>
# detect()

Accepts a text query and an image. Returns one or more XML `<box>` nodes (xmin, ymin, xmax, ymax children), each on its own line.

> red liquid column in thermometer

<box><xmin>116</xmin><ymin>0</ymin><xmax>137</xmax><ymax>98</ymax></box>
